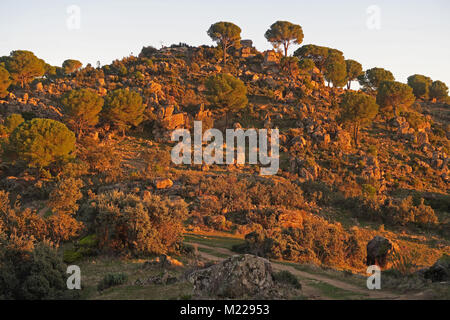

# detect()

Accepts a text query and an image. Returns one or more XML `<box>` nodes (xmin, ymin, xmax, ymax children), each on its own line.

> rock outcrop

<box><xmin>366</xmin><ymin>236</ymin><xmax>395</xmax><ymax>268</ymax></box>
<box><xmin>187</xmin><ymin>254</ymin><xmax>277</xmax><ymax>298</ymax></box>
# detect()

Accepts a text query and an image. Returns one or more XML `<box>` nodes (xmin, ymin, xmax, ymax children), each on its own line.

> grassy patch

<box><xmin>197</xmin><ymin>247</ymin><xmax>230</xmax><ymax>258</ymax></box>
<box><xmin>307</xmin><ymin>281</ymin><xmax>367</xmax><ymax>300</ymax></box>
<box><xmin>184</xmin><ymin>233</ymin><xmax>245</xmax><ymax>250</ymax></box>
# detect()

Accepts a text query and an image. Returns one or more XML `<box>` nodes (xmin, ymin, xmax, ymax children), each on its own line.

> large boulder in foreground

<box><xmin>424</xmin><ymin>254</ymin><xmax>450</xmax><ymax>282</ymax></box>
<box><xmin>187</xmin><ymin>254</ymin><xmax>276</xmax><ymax>298</ymax></box>
<box><xmin>366</xmin><ymin>236</ymin><xmax>395</xmax><ymax>268</ymax></box>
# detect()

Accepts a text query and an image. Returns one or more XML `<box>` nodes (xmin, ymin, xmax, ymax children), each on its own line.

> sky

<box><xmin>0</xmin><ymin>0</ymin><xmax>449</xmax><ymax>85</ymax></box>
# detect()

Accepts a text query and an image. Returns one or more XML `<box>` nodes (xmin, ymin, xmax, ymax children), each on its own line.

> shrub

<box><xmin>9</xmin><ymin>118</ymin><xmax>76</xmax><ymax>168</ymax></box>
<box><xmin>0</xmin><ymin>242</ymin><xmax>78</xmax><ymax>299</ymax></box>
<box><xmin>97</xmin><ymin>273</ymin><xmax>128</xmax><ymax>291</ymax></box>
<box><xmin>273</xmin><ymin>270</ymin><xmax>302</xmax><ymax>289</ymax></box>
<box><xmin>383</xmin><ymin>196</ymin><xmax>438</xmax><ymax>227</ymax></box>
<box><xmin>48</xmin><ymin>178</ymin><xmax>83</xmax><ymax>215</ymax></box>
<box><xmin>63</xmin><ymin>249</ymin><xmax>83</xmax><ymax>264</ymax></box>
<box><xmin>239</xmin><ymin>213</ymin><xmax>366</xmax><ymax>269</ymax></box>
<box><xmin>92</xmin><ymin>190</ymin><xmax>188</xmax><ymax>256</ymax></box>
<box><xmin>361</xmin><ymin>184</ymin><xmax>377</xmax><ymax>198</ymax></box>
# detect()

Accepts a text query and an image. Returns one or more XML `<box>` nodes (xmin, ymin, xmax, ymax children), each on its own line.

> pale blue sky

<box><xmin>1</xmin><ymin>0</ymin><xmax>449</xmax><ymax>85</ymax></box>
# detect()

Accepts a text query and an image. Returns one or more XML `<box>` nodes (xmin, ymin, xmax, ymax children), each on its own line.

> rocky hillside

<box><xmin>0</xmin><ymin>40</ymin><xmax>449</xmax><ymax>299</ymax></box>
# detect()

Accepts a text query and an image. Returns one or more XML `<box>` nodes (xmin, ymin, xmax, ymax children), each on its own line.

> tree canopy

<box><xmin>62</xmin><ymin>59</ymin><xmax>82</xmax><ymax>74</ymax></box>
<box><xmin>5</xmin><ymin>50</ymin><xmax>45</xmax><ymax>88</ymax></box>
<box><xmin>264</xmin><ymin>21</ymin><xmax>304</xmax><ymax>56</ymax></box>
<box><xmin>102</xmin><ymin>88</ymin><xmax>144</xmax><ymax>135</ymax></box>
<box><xmin>429</xmin><ymin>80</ymin><xmax>449</xmax><ymax>102</ymax></box>
<box><xmin>294</xmin><ymin>45</ymin><xmax>343</xmax><ymax>73</ymax></box>
<box><xmin>205</xmin><ymin>73</ymin><xmax>248</xmax><ymax>123</ymax></box>
<box><xmin>376</xmin><ymin>80</ymin><xmax>415</xmax><ymax>116</ymax></box>
<box><xmin>358</xmin><ymin>67</ymin><xmax>394</xmax><ymax>92</ymax></box>
<box><xmin>345</xmin><ymin>59</ymin><xmax>363</xmax><ymax>89</ymax></box>
<box><xmin>207</xmin><ymin>22</ymin><xmax>241</xmax><ymax>64</ymax></box>
<box><xmin>324</xmin><ymin>51</ymin><xmax>347</xmax><ymax>88</ymax></box>
<box><xmin>0</xmin><ymin>66</ymin><xmax>11</xmax><ymax>98</ymax></box>
<box><xmin>339</xmin><ymin>91</ymin><xmax>379</xmax><ymax>146</ymax></box>
<box><xmin>407</xmin><ymin>74</ymin><xmax>432</xmax><ymax>99</ymax></box>
<box><xmin>61</xmin><ymin>88</ymin><xmax>104</xmax><ymax>136</ymax></box>
<box><xmin>9</xmin><ymin>118</ymin><xmax>76</xmax><ymax>168</ymax></box>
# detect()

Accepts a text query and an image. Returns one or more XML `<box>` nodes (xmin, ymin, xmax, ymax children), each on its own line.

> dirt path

<box><xmin>185</xmin><ymin>241</ymin><xmax>415</xmax><ymax>300</ymax></box>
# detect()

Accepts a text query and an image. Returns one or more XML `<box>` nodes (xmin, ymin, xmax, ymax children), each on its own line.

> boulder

<box><xmin>187</xmin><ymin>254</ymin><xmax>276</xmax><ymax>298</ymax></box>
<box><xmin>154</xmin><ymin>178</ymin><xmax>173</xmax><ymax>189</ymax></box>
<box><xmin>366</xmin><ymin>236</ymin><xmax>395</xmax><ymax>268</ymax></box>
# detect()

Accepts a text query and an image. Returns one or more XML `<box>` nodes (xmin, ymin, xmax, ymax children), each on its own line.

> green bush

<box><xmin>273</xmin><ymin>270</ymin><xmax>302</xmax><ymax>289</ymax></box>
<box><xmin>0</xmin><ymin>243</ymin><xmax>78</xmax><ymax>300</ymax></box>
<box><xmin>63</xmin><ymin>249</ymin><xmax>83</xmax><ymax>264</ymax></box>
<box><xmin>97</xmin><ymin>273</ymin><xmax>128</xmax><ymax>291</ymax></box>
<box><xmin>78</xmin><ymin>234</ymin><xmax>98</xmax><ymax>247</ymax></box>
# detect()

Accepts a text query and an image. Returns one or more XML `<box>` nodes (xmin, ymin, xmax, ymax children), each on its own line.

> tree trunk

<box><xmin>347</xmin><ymin>81</ymin><xmax>351</xmax><ymax>90</ymax></box>
<box><xmin>354</xmin><ymin>125</ymin><xmax>359</xmax><ymax>147</ymax></box>
<box><xmin>222</xmin><ymin>41</ymin><xmax>228</xmax><ymax>65</ymax></box>
<box><xmin>284</xmin><ymin>42</ymin><xmax>289</xmax><ymax>57</ymax></box>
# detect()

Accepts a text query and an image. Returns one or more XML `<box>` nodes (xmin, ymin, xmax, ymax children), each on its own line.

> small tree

<box><xmin>5</xmin><ymin>50</ymin><xmax>45</xmax><ymax>88</ymax></box>
<box><xmin>345</xmin><ymin>59</ymin><xmax>363</xmax><ymax>89</ymax></box>
<box><xmin>9</xmin><ymin>119</ymin><xmax>76</xmax><ymax>168</ymax></box>
<box><xmin>62</xmin><ymin>59</ymin><xmax>82</xmax><ymax>74</ymax></box>
<box><xmin>60</xmin><ymin>88</ymin><xmax>104</xmax><ymax>136</ymax></box>
<box><xmin>407</xmin><ymin>74</ymin><xmax>432</xmax><ymax>99</ymax></box>
<box><xmin>429</xmin><ymin>80</ymin><xmax>449</xmax><ymax>102</ymax></box>
<box><xmin>376</xmin><ymin>80</ymin><xmax>415</xmax><ymax>116</ymax></box>
<box><xmin>264</xmin><ymin>21</ymin><xmax>304</xmax><ymax>57</ymax></box>
<box><xmin>102</xmin><ymin>88</ymin><xmax>144</xmax><ymax>135</ymax></box>
<box><xmin>339</xmin><ymin>91</ymin><xmax>379</xmax><ymax>147</ymax></box>
<box><xmin>205</xmin><ymin>73</ymin><xmax>248</xmax><ymax>125</ymax></box>
<box><xmin>324</xmin><ymin>52</ymin><xmax>347</xmax><ymax>88</ymax></box>
<box><xmin>358</xmin><ymin>67</ymin><xmax>394</xmax><ymax>92</ymax></box>
<box><xmin>207</xmin><ymin>22</ymin><xmax>241</xmax><ymax>64</ymax></box>
<box><xmin>0</xmin><ymin>66</ymin><xmax>12</xmax><ymax>98</ymax></box>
